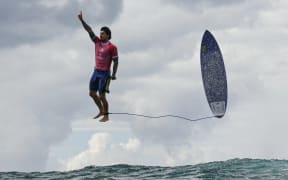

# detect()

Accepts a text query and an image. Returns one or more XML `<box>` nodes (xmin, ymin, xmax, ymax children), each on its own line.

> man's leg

<box><xmin>99</xmin><ymin>93</ymin><xmax>109</xmax><ymax>122</ymax></box>
<box><xmin>89</xmin><ymin>90</ymin><xmax>105</xmax><ymax>119</ymax></box>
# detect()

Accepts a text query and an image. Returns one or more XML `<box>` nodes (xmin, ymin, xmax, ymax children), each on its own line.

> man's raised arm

<box><xmin>78</xmin><ymin>11</ymin><xmax>96</xmax><ymax>41</ymax></box>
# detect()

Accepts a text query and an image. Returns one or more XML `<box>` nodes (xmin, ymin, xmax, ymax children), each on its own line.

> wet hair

<box><xmin>100</xmin><ymin>26</ymin><xmax>111</xmax><ymax>40</ymax></box>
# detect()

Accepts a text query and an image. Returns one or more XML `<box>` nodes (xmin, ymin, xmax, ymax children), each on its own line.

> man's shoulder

<box><xmin>93</xmin><ymin>36</ymin><xmax>100</xmax><ymax>44</ymax></box>
<box><xmin>108</xmin><ymin>41</ymin><xmax>117</xmax><ymax>48</ymax></box>
<box><xmin>108</xmin><ymin>41</ymin><xmax>118</xmax><ymax>56</ymax></box>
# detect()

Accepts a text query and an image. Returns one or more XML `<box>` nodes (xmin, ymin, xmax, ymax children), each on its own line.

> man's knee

<box><xmin>99</xmin><ymin>93</ymin><xmax>106</xmax><ymax>101</ymax></box>
<box><xmin>89</xmin><ymin>91</ymin><xmax>98</xmax><ymax>98</ymax></box>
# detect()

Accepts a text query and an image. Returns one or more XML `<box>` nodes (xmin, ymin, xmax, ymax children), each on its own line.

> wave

<box><xmin>1</xmin><ymin>158</ymin><xmax>288</xmax><ymax>179</ymax></box>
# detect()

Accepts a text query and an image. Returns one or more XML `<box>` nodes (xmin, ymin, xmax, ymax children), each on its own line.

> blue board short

<box><xmin>89</xmin><ymin>69</ymin><xmax>110</xmax><ymax>94</ymax></box>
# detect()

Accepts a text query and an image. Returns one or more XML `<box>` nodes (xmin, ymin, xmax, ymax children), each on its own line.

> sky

<box><xmin>0</xmin><ymin>0</ymin><xmax>288</xmax><ymax>172</ymax></box>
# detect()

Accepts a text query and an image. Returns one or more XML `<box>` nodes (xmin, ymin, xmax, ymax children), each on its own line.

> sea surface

<box><xmin>1</xmin><ymin>158</ymin><xmax>288</xmax><ymax>179</ymax></box>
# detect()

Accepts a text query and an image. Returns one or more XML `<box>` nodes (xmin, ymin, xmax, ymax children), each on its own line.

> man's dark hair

<box><xmin>100</xmin><ymin>26</ymin><xmax>111</xmax><ymax>40</ymax></box>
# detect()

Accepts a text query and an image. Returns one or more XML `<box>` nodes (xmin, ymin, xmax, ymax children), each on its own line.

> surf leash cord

<box><xmin>108</xmin><ymin>112</ymin><xmax>216</xmax><ymax>122</ymax></box>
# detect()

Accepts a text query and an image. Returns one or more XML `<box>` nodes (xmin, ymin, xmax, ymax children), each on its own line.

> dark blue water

<box><xmin>1</xmin><ymin>159</ymin><xmax>288</xmax><ymax>179</ymax></box>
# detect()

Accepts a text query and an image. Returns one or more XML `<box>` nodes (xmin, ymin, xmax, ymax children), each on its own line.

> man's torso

<box><xmin>94</xmin><ymin>37</ymin><xmax>117</xmax><ymax>71</ymax></box>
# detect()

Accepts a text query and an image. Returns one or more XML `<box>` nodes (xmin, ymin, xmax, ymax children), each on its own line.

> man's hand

<box><xmin>78</xmin><ymin>11</ymin><xmax>83</xmax><ymax>21</ymax></box>
<box><xmin>111</xmin><ymin>75</ymin><xmax>117</xmax><ymax>80</ymax></box>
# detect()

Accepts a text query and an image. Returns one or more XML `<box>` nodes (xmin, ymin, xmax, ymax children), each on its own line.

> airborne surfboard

<box><xmin>200</xmin><ymin>30</ymin><xmax>227</xmax><ymax>118</ymax></box>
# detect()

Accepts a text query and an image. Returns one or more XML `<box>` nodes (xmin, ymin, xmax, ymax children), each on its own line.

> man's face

<box><xmin>100</xmin><ymin>31</ymin><xmax>109</xmax><ymax>41</ymax></box>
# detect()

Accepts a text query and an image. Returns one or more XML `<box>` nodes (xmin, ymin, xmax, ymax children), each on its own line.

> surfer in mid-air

<box><xmin>78</xmin><ymin>11</ymin><xmax>118</xmax><ymax>122</ymax></box>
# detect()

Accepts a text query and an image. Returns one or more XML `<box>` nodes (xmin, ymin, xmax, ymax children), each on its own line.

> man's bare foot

<box><xmin>93</xmin><ymin>112</ymin><xmax>105</xmax><ymax>119</ymax></box>
<box><xmin>99</xmin><ymin>115</ymin><xmax>109</xmax><ymax>122</ymax></box>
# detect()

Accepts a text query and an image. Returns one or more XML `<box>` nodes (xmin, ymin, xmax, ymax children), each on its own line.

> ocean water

<box><xmin>1</xmin><ymin>159</ymin><xmax>288</xmax><ymax>179</ymax></box>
